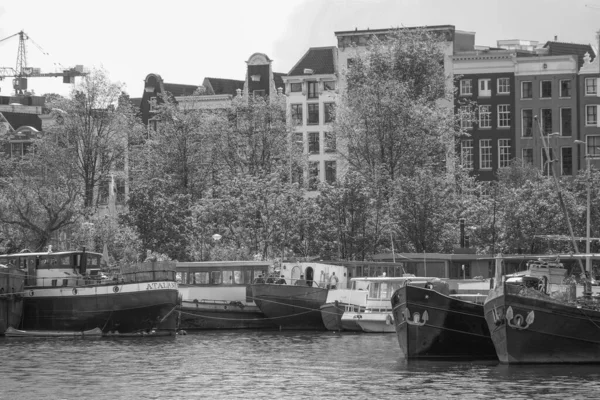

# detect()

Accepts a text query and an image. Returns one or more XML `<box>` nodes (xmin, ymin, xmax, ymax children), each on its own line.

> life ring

<box><xmin>386</xmin><ymin>314</ymin><xmax>394</xmax><ymax>325</ymax></box>
<box><xmin>113</xmin><ymin>286</ymin><xmax>120</xmax><ymax>293</ymax></box>
<box><xmin>29</xmin><ymin>290</ymin><xmax>34</xmax><ymax>297</ymax></box>
<box><xmin>72</xmin><ymin>288</ymin><xmax>78</xmax><ymax>295</ymax></box>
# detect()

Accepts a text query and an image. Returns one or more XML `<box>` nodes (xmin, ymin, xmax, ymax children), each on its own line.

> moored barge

<box><xmin>0</xmin><ymin>249</ymin><xmax>179</xmax><ymax>336</ymax></box>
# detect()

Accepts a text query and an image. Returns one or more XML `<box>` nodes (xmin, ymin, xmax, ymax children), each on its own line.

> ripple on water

<box><xmin>1</xmin><ymin>332</ymin><xmax>599</xmax><ymax>399</ymax></box>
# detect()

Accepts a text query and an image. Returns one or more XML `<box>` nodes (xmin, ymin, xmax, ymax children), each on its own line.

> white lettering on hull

<box><xmin>146</xmin><ymin>282</ymin><xmax>178</xmax><ymax>290</ymax></box>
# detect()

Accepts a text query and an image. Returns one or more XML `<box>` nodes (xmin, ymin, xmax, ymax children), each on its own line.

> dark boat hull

<box><xmin>320</xmin><ymin>301</ymin><xmax>345</xmax><ymax>331</ymax></box>
<box><xmin>0</xmin><ymin>268</ymin><xmax>26</xmax><ymax>334</ymax></box>
<box><xmin>484</xmin><ymin>284</ymin><xmax>600</xmax><ymax>364</ymax></box>
<box><xmin>179</xmin><ymin>301</ymin><xmax>275</xmax><ymax>330</ymax></box>
<box><xmin>251</xmin><ymin>284</ymin><xmax>328</xmax><ymax>330</ymax></box>
<box><xmin>391</xmin><ymin>285</ymin><xmax>497</xmax><ymax>360</ymax></box>
<box><xmin>21</xmin><ymin>282</ymin><xmax>179</xmax><ymax>335</ymax></box>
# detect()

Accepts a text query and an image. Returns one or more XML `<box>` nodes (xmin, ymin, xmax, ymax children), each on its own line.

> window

<box><xmin>293</xmin><ymin>132</ymin><xmax>304</xmax><ymax>152</ymax></box>
<box><xmin>253</xmin><ymin>89</ymin><xmax>265</xmax><ymax>97</ymax></box>
<box><xmin>522</xmin><ymin>109</ymin><xmax>533</xmax><ymax>137</ymax></box>
<box><xmin>587</xmin><ymin>135</ymin><xmax>600</xmax><ymax>157</ymax></box>
<box><xmin>307</xmin><ymin>82</ymin><xmax>318</xmax><ymax>99</ymax></box>
<box><xmin>479</xmin><ymin>105</ymin><xmax>491</xmax><ymax>128</ymax></box>
<box><xmin>308</xmin><ymin>161</ymin><xmax>319</xmax><ymax>190</ymax></box>
<box><xmin>560</xmin><ymin>80</ymin><xmax>571</xmax><ymax>97</ymax></box>
<box><xmin>308</xmin><ymin>132</ymin><xmax>320</xmax><ymax>154</ymax></box>
<box><xmin>324</xmin><ymin>132</ymin><xmax>336</xmax><ymax>153</ymax></box>
<box><xmin>497</xmin><ymin>78</ymin><xmax>510</xmax><ymax>94</ymax></box>
<box><xmin>9</xmin><ymin>142</ymin><xmax>32</xmax><ymax>158</ymax></box>
<box><xmin>323</xmin><ymin>81</ymin><xmax>336</xmax><ymax>91</ymax></box>
<box><xmin>541</xmin><ymin>109</ymin><xmax>552</xmax><ymax>135</ymax></box>
<box><xmin>479</xmin><ymin>79</ymin><xmax>491</xmax><ymax>96</ymax></box>
<box><xmin>542</xmin><ymin>148</ymin><xmax>555</xmax><ymax>176</ymax></box>
<box><xmin>586</xmin><ymin>105</ymin><xmax>598</xmax><ymax>126</ymax></box>
<box><xmin>560</xmin><ymin>108</ymin><xmax>572</xmax><ymax>136</ymax></box>
<box><xmin>460</xmin><ymin>140</ymin><xmax>473</xmax><ymax>169</ymax></box>
<box><xmin>522</xmin><ymin>148</ymin><xmax>533</xmax><ymax>165</ymax></box>
<box><xmin>460</xmin><ymin>79</ymin><xmax>472</xmax><ymax>95</ymax></box>
<box><xmin>149</xmin><ymin>97</ymin><xmax>157</xmax><ymax>112</ymax></box>
<box><xmin>115</xmin><ymin>178</ymin><xmax>126</xmax><ymax>204</ymax></box>
<box><xmin>223</xmin><ymin>271</ymin><xmax>233</xmax><ymax>284</ymax></box>
<box><xmin>292</xmin><ymin>165</ymin><xmax>304</xmax><ymax>186</ymax></box>
<box><xmin>498</xmin><ymin>139</ymin><xmax>511</xmax><ymax>168</ymax></box>
<box><xmin>210</xmin><ymin>271</ymin><xmax>222</xmax><ymax>285</ymax></box>
<box><xmin>561</xmin><ymin>147</ymin><xmax>573</xmax><ymax>176</ymax></box>
<box><xmin>98</xmin><ymin>180</ymin><xmax>109</xmax><ymax>205</ymax></box>
<box><xmin>586</xmin><ymin>78</ymin><xmax>597</xmax><ymax>95</ymax></box>
<box><xmin>291</xmin><ymin>104</ymin><xmax>303</xmax><ymax>125</ymax></box>
<box><xmin>480</xmin><ymin>139</ymin><xmax>492</xmax><ymax>169</ymax></box>
<box><xmin>307</xmin><ymin>103</ymin><xmax>319</xmax><ymax>125</ymax></box>
<box><xmin>325</xmin><ymin>161</ymin><xmax>336</xmax><ymax>183</ymax></box>
<box><xmin>290</xmin><ymin>83</ymin><xmax>302</xmax><ymax>92</ymax></box>
<box><xmin>324</xmin><ymin>103</ymin><xmax>335</xmax><ymax>123</ymax></box>
<box><xmin>460</xmin><ymin>105</ymin><xmax>472</xmax><ymax>129</ymax></box>
<box><xmin>540</xmin><ymin>81</ymin><xmax>552</xmax><ymax>98</ymax></box>
<box><xmin>498</xmin><ymin>105</ymin><xmax>511</xmax><ymax>128</ymax></box>
<box><xmin>521</xmin><ymin>81</ymin><xmax>533</xmax><ymax>99</ymax></box>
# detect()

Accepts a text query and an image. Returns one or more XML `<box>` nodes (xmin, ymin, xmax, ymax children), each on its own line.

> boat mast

<box><xmin>535</xmin><ymin>117</ymin><xmax>585</xmax><ymax>273</ymax></box>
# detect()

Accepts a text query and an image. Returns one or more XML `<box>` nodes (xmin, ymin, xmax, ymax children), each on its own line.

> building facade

<box><xmin>283</xmin><ymin>47</ymin><xmax>338</xmax><ymax>191</ymax></box>
<box><xmin>453</xmin><ymin>50</ymin><xmax>516</xmax><ymax>180</ymax></box>
<box><xmin>578</xmin><ymin>51</ymin><xmax>600</xmax><ymax>170</ymax></box>
<box><xmin>515</xmin><ymin>55</ymin><xmax>579</xmax><ymax>176</ymax></box>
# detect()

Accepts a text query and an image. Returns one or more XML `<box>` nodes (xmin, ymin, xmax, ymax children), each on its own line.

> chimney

<box><xmin>554</xmin><ymin>35</ymin><xmax>558</xmax><ymax>41</ymax></box>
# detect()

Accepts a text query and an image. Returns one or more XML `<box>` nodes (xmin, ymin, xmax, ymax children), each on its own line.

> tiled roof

<box><xmin>0</xmin><ymin>112</ymin><xmax>42</xmax><ymax>131</ymax></box>
<box><xmin>162</xmin><ymin>83</ymin><xmax>200</xmax><ymax>97</ymax></box>
<box><xmin>288</xmin><ymin>47</ymin><xmax>337</xmax><ymax>76</ymax></box>
<box><xmin>273</xmin><ymin>72</ymin><xmax>287</xmax><ymax>92</ymax></box>
<box><xmin>543</xmin><ymin>41</ymin><xmax>595</xmax><ymax>68</ymax></box>
<box><xmin>203</xmin><ymin>78</ymin><xmax>244</xmax><ymax>96</ymax></box>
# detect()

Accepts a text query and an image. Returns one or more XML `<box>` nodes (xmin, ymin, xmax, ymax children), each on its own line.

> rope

<box><xmin>178</xmin><ymin>308</ymin><xmax>316</xmax><ymax>322</ymax></box>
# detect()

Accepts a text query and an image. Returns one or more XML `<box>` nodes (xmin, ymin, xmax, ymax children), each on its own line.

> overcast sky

<box><xmin>1</xmin><ymin>0</ymin><xmax>599</xmax><ymax>97</ymax></box>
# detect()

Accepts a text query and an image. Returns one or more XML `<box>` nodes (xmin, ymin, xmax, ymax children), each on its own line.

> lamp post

<box><xmin>575</xmin><ymin>140</ymin><xmax>592</xmax><ymax>278</ymax></box>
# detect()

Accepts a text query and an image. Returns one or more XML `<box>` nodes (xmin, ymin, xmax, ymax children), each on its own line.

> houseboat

<box><xmin>0</xmin><ymin>263</ymin><xmax>26</xmax><ymax>334</ymax></box>
<box><xmin>340</xmin><ymin>277</ymin><xmax>432</xmax><ymax>333</ymax></box>
<box><xmin>176</xmin><ymin>261</ymin><xmax>276</xmax><ymax>330</ymax></box>
<box><xmin>484</xmin><ymin>256</ymin><xmax>600</xmax><ymax>364</ymax></box>
<box><xmin>0</xmin><ymin>249</ymin><xmax>179</xmax><ymax>336</ymax></box>
<box><xmin>252</xmin><ymin>261</ymin><xmax>409</xmax><ymax>330</ymax></box>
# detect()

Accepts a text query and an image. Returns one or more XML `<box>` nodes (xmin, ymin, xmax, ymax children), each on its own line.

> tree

<box><xmin>47</xmin><ymin>68</ymin><xmax>127</xmax><ymax>208</ymax></box>
<box><xmin>333</xmin><ymin>28</ymin><xmax>458</xmax><ymax>186</ymax></box>
<box><xmin>0</xmin><ymin>135</ymin><xmax>82</xmax><ymax>251</ymax></box>
<box><xmin>191</xmin><ymin>173</ymin><xmax>309</xmax><ymax>261</ymax></box>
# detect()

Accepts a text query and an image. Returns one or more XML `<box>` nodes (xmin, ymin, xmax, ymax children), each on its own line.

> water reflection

<box><xmin>1</xmin><ymin>332</ymin><xmax>598</xmax><ymax>399</ymax></box>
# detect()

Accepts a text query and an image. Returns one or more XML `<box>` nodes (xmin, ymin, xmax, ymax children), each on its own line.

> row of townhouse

<box><xmin>454</xmin><ymin>40</ymin><xmax>599</xmax><ymax>180</ymax></box>
<box><xmin>3</xmin><ymin>25</ymin><xmax>599</xmax><ymax>217</ymax></box>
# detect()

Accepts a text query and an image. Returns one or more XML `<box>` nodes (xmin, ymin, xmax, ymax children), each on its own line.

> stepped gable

<box><xmin>544</xmin><ymin>41</ymin><xmax>595</xmax><ymax>68</ymax></box>
<box><xmin>202</xmin><ymin>77</ymin><xmax>245</xmax><ymax>95</ymax></box>
<box><xmin>288</xmin><ymin>47</ymin><xmax>337</xmax><ymax>76</ymax></box>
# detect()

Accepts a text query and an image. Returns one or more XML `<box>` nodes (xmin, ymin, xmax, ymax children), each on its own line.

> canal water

<box><xmin>1</xmin><ymin>331</ymin><xmax>598</xmax><ymax>399</ymax></box>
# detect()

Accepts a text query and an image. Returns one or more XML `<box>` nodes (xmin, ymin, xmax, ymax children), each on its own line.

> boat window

<box><xmin>210</xmin><ymin>271</ymin><xmax>222</xmax><ymax>284</ymax></box>
<box><xmin>61</xmin><ymin>256</ymin><xmax>71</xmax><ymax>266</ymax></box>
<box><xmin>193</xmin><ymin>272</ymin><xmax>209</xmax><ymax>284</ymax></box>
<box><xmin>88</xmin><ymin>256</ymin><xmax>99</xmax><ymax>266</ymax></box>
<box><xmin>243</xmin><ymin>270</ymin><xmax>252</xmax><ymax>283</ymax></box>
<box><xmin>176</xmin><ymin>272</ymin><xmax>185</xmax><ymax>284</ymax></box>
<box><xmin>234</xmin><ymin>270</ymin><xmax>244</xmax><ymax>284</ymax></box>
<box><xmin>369</xmin><ymin>282</ymin><xmax>380</xmax><ymax>298</ymax></box>
<box><xmin>223</xmin><ymin>270</ymin><xmax>233</xmax><ymax>284</ymax></box>
<box><xmin>62</xmin><ymin>279</ymin><xmax>68</xmax><ymax>286</ymax></box>
<box><xmin>51</xmin><ymin>279</ymin><xmax>57</xmax><ymax>287</ymax></box>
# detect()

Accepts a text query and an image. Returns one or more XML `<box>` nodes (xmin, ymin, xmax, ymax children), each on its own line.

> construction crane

<box><xmin>0</xmin><ymin>30</ymin><xmax>88</xmax><ymax>95</ymax></box>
